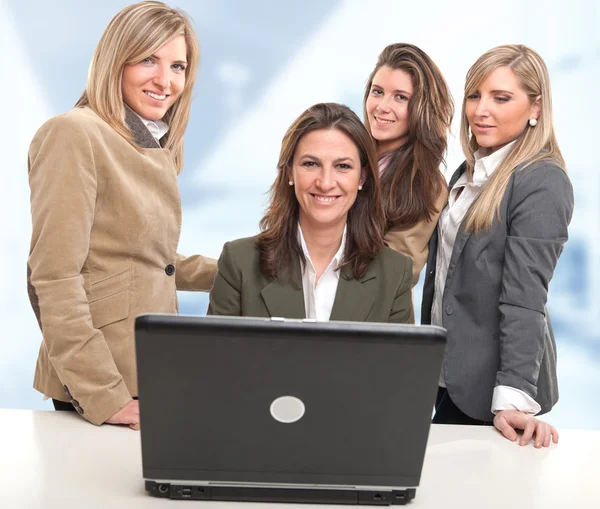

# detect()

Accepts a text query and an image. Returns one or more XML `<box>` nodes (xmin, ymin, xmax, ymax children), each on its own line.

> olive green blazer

<box><xmin>207</xmin><ymin>236</ymin><xmax>413</xmax><ymax>323</ymax></box>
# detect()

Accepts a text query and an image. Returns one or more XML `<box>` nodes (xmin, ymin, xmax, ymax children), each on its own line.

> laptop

<box><xmin>135</xmin><ymin>314</ymin><xmax>446</xmax><ymax>505</ymax></box>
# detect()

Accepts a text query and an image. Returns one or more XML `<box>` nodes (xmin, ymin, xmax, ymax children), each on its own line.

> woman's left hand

<box><xmin>493</xmin><ymin>410</ymin><xmax>559</xmax><ymax>447</ymax></box>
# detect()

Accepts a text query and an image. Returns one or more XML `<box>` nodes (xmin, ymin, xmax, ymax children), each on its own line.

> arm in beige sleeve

<box><xmin>384</xmin><ymin>186</ymin><xmax>448</xmax><ymax>287</ymax></box>
<box><xmin>175</xmin><ymin>253</ymin><xmax>218</xmax><ymax>291</ymax></box>
<box><xmin>27</xmin><ymin>116</ymin><xmax>132</xmax><ymax>425</ymax></box>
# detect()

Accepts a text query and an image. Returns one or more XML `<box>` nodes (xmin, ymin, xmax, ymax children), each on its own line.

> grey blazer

<box><xmin>421</xmin><ymin>157</ymin><xmax>574</xmax><ymax>421</ymax></box>
<box><xmin>208</xmin><ymin>236</ymin><xmax>413</xmax><ymax>323</ymax></box>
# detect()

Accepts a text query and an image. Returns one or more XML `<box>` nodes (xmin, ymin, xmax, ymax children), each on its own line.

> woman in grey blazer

<box><xmin>421</xmin><ymin>45</ymin><xmax>574</xmax><ymax>447</ymax></box>
<box><xmin>208</xmin><ymin>103</ymin><xmax>413</xmax><ymax>324</ymax></box>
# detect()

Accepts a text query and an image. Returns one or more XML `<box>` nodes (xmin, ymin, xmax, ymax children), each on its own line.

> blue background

<box><xmin>1</xmin><ymin>0</ymin><xmax>598</xmax><ymax>429</ymax></box>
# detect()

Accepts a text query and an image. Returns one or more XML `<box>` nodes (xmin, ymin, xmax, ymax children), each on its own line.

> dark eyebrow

<box><xmin>299</xmin><ymin>155</ymin><xmax>356</xmax><ymax>164</ymax></box>
<box><xmin>300</xmin><ymin>155</ymin><xmax>320</xmax><ymax>162</ymax></box>
<box><xmin>333</xmin><ymin>157</ymin><xmax>355</xmax><ymax>164</ymax></box>
<box><xmin>371</xmin><ymin>82</ymin><xmax>411</xmax><ymax>96</ymax></box>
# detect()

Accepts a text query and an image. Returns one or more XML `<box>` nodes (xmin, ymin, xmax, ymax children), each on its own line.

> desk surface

<box><xmin>1</xmin><ymin>409</ymin><xmax>597</xmax><ymax>509</ymax></box>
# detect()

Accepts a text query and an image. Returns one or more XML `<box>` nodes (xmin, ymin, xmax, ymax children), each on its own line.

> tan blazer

<box><xmin>27</xmin><ymin>106</ymin><xmax>217</xmax><ymax>425</ymax></box>
<box><xmin>384</xmin><ymin>186</ymin><xmax>448</xmax><ymax>288</ymax></box>
<box><xmin>207</xmin><ymin>236</ymin><xmax>413</xmax><ymax>323</ymax></box>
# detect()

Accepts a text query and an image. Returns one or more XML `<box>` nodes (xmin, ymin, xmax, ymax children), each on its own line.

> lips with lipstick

<box><xmin>310</xmin><ymin>193</ymin><xmax>340</xmax><ymax>204</ymax></box>
<box><xmin>473</xmin><ymin>122</ymin><xmax>495</xmax><ymax>132</ymax></box>
<box><xmin>144</xmin><ymin>90</ymin><xmax>168</xmax><ymax>101</ymax></box>
<box><xmin>373</xmin><ymin>115</ymin><xmax>395</xmax><ymax>126</ymax></box>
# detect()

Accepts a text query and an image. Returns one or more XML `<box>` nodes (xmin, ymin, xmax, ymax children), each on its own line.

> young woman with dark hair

<box><xmin>363</xmin><ymin>43</ymin><xmax>454</xmax><ymax>290</ymax></box>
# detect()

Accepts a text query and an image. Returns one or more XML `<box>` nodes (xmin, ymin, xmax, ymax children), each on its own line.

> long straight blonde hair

<box><xmin>460</xmin><ymin>44</ymin><xmax>566</xmax><ymax>233</ymax></box>
<box><xmin>75</xmin><ymin>1</ymin><xmax>200</xmax><ymax>172</ymax></box>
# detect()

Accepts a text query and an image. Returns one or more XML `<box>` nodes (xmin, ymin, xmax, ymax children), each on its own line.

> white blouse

<box><xmin>298</xmin><ymin>225</ymin><xmax>346</xmax><ymax>321</ymax></box>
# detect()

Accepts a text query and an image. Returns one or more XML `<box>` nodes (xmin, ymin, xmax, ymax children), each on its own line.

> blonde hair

<box><xmin>75</xmin><ymin>1</ymin><xmax>200</xmax><ymax>172</ymax></box>
<box><xmin>460</xmin><ymin>44</ymin><xmax>566</xmax><ymax>233</ymax></box>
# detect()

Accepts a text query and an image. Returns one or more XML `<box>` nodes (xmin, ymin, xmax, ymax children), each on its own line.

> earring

<box><xmin>529</xmin><ymin>118</ymin><xmax>537</xmax><ymax>127</ymax></box>
<box><xmin>358</xmin><ymin>185</ymin><xmax>363</xmax><ymax>191</ymax></box>
<box><xmin>288</xmin><ymin>180</ymin><xmax>294</xmax><ymax>186</ymax></box>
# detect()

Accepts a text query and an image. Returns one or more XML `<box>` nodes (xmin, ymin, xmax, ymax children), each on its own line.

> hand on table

<box><xmin>106</xmin><ymin>400</ymin><xmax>140</xmax><ymax>430</ymax></box>
<box><xmin>494</xmin><ymin>409</ymin><xmax>558</xmax><ymax>448</ymax></box>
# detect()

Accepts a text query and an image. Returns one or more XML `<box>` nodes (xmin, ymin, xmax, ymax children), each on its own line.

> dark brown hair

<box><xmin>258</xmin><ymin>103</ymin><xmax>385</xmax><ymax>280</ymax></box>
<box><xmin>363</xmin><ymin>43</ymin><xmax>453</xmax><ymax>230</ymax></box>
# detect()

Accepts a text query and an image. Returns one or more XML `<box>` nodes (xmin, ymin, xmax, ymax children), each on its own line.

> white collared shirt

<box><xmin>432</xmin><ymin>141</ymin><xmax>541</xmax><ymax>415</ymax></box>
<box><xmin>133</xmin><ymin>111</ymin><xmax>169</xmax><ymax>142</ymax></box>
<box><xmin>298</xmin><ymin>225</ymin><xmax>346</xmax><ymax>321</ymax></box>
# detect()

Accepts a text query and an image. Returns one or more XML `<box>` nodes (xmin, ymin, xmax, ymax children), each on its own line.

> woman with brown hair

<box><xmin>208</xmin><ymin>103</ymin><xmax>412</xmax><ymax>324</ymax></box>
<box><xmin>27</xmin><ymin>1</ymin><xmax>217</xmax><ymax>428</ymax></box>
<box><xmin>363</xmin><ymin>43</ymin><xmax>454</xmax><ymax>290</ymax></box>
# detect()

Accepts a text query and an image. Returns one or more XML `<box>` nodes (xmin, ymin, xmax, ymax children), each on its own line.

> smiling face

<box><xmin>122</xmin><ymin>35</ymin><xmax>187</xmax><ymax>121</ymax></box>
<box><xmin>291</xmin><ymin>128</ymin><xmax>365</xmax><ymax>232</ymax></box>
<box><xmin>465</xmin><ymin>66</ymin><xmax>540</xmax><ymax>155</ymax></box>
<box><xmin>365</xmin><ymin>65</ymin><xmax>414</xmax><ymax>154</ymax></box>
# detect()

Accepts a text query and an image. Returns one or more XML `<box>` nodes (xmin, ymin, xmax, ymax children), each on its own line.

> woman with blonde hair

<box><xmin>421</xmin><ymin>45</ymin><xmax>574</xmax><ymax>447</ymax></box>
<box><xmin>27</xmin><ymin>1</ymin><xmax>217</xmax><ymax>428</ymax></box>
<box><xmin>208</xmin><ymin>103</ymin><xmax>413</xmax><ymax>325</ymax></box>
<box><xmin>363</xmin><ymin>43</ymin><xmax>453</xmax><ymax>292</ymax></box>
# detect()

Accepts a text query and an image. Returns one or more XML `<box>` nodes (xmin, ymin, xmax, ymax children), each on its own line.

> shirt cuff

<box><xmin>491</xmin><ymin>385</ymin><xmax>541</xmax><ymax>415</ymax></box>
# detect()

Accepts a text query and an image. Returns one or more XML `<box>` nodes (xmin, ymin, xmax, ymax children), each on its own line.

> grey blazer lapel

<box><xmin>444</xmin><ymin>162</ymin><xmax>472</xmax><ymax>286</ymax></box>
<box><xmin>124</xmin><ymin>105</ymin><xmax>161</xmax><ymax>149</ymax></box>
<box><xmin>260</xmin><ymin>274</ymin><xmax>305</xmax><ymax>319</ymax></box>
<box><xmin>329</xmin><ymin>265</ymin><xmax>376</xmax><ymax>321</ymax></box>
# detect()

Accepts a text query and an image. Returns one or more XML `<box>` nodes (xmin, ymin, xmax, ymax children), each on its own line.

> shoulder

<box><xmin>31</xmin><ymin>107</ymin><xmax>107</xmax><ymax>146</ymax></box>
<box><xmin>513</xmin><ymin>157</ymin><xmax>571</xmax><ymax>185</ymax></box>
<box><xmin>38</xmin><ymin>107</ymin><xmax>102</xmax><ymax>132</ymax></box>
<box><xmin>376</xmin><ymin>246</ymin><xmax>413</xmax><ymax>275</ymax></box>
<box><xmin>510</xmin><ymin>157</ymin><xmax>573</xmax><ymax>200</ymax></box>
<box><xmin>223</xmin><ymin>235</ymin><xmax>259</xmax><ymax>255</ymax></box>
<box><xmin>220</xmin><ymin>235</ymin><xmax>261</xmax><ymax>267</ymax></box>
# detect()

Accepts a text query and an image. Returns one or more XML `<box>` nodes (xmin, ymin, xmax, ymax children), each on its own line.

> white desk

<box><xmin>1</xmin><ymin>409</ymin><xmax>597</xmax><ymax>508</ymax></box>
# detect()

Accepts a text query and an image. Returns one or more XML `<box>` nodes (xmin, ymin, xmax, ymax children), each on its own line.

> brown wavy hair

<box><xmin>258</xmin><ymin>103</ymin><xmax>385</xmax><ymax>281</ymax></box>
<box><xmin>363</xmin><ymin>43</ymin><xmax>453</xmax><ymax>230</ymax></box>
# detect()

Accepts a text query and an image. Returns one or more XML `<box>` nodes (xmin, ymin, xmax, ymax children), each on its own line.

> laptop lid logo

<box><xmin>270</xmin><ymin>396</ymin><xmax>305</xmax><ymax>423</ymax></box>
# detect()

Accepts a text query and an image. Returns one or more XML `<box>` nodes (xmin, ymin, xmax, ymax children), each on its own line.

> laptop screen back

<box><xmin>136</xmin><ymin>315</ymin><xmax>445</xmax><ymax>488</ymax></box>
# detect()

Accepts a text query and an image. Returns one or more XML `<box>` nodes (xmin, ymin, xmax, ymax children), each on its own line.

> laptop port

<box><xmin>158</xmin><ymin>484</ymin><xmax>169</xmax><ymax>495</ymax></box>
<box><xmin>181</xmin><ymin>487</ymin><xmax>192</xmax><ymax>499</ymax></box>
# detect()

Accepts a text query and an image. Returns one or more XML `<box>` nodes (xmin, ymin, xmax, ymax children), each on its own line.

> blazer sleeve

<box><xmin>496</xmin><ymin>162</ymin><xmax>574</xmax><ymax>397</ymax></box>
<box><xmin>175</xmin><ymin>253</ymin><xmax>218</xmax><ymax>291</ymax></box>
<box><xmin>206</xmin><ymin>242</ymin><xmax>242</xmax><ymax>316</ymax></box>
<box><xmin>27</xmin><ymin>115</ymin><xmax>132</xmax><ymax>425</ymax></box>
<box><xmin>385</xmin><ymin>185</ymin><xmax>448</xmax><ymax>287</ymax></box>
<box><xmin>388</xmin><ymin>255</ymin><xmax>414</xmax><ymax>324</ymax></box>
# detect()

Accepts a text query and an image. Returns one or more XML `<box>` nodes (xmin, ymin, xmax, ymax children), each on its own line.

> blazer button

<box><xmin>76</xmin><ymin>405</ymin><xmax>85</xmax><ymax>415</ymax></box>
<box><xmin>165</xmin><ymin>264</ymin><xmax>175</xmax><ymax>276</ymax></box>
<box><xmin>445</xmin><ymin>305</ymin><xmax>453</xmax><ymax>315</ymax></box>
<box><xmin>63</xmin><ymin>385</ymin><xmax>72</xmax><ymax>398</ymax></box>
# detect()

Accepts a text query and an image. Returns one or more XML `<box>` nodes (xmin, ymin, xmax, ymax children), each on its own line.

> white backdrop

<box><xmin>2</xmin><ymin>0</ymin><xmax>598</xmax><ymax>429</ymax></box>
